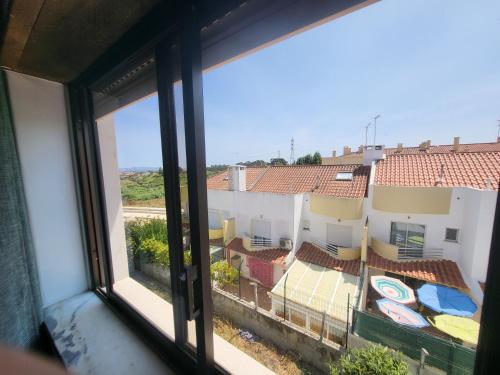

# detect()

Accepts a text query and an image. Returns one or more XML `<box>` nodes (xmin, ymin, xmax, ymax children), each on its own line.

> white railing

<box><xmin>244</xmin><ymin>233</ymin><xmax>279</xmax><ymax>248</ymax></box>
<box><xmin>397</xmin><ymin>247</ymin><xmax>443</xmax><ymax>260</ymax></box>
<box><xmin>311</xmin><ymin>239</ymin><xmax>339</xmax><ymax>256</ymax></box>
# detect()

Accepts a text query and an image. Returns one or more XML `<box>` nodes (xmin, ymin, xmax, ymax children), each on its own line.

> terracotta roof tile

<box><xmin>206</xmin><ymin>167</ymin><xmax>267</xmax><ymax>191</ymax></box>
<box><xmin>375</xmin><ymin>152</ymin><xmax>500</xmax><ymax>191</ymax></box>
<box><xmin>226</xmin><ymin>238</ymin><xmax>289</xmax><ymax>265</ymax></box>
<box><xmin>367</xmin><ymin>248</ymin><xmax>467</xmax><ymax>289</ymax></box>
<box><xmin>385</xmin><ymin>142</ymin><xmax>500</xmax><ymax>155</ymax></box>
<box><xmin>295</xmin><ymin>242</ymin><xmax>360</xmax><ymax>276</ymax></box>
<box><xmin>207</xmin><ymin>165</ymin><xmax>370</xmax><ymax>198</ymax></box>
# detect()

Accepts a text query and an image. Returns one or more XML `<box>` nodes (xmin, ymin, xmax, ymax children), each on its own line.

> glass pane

<box><xmin>407</xmin><ymin>224</ymin><xmax>425</xmax><ymax>249</ymax></box>
<box><xmin>390</xmin><ymin>222</ymin><xmax>407</xmax><ymax>247</ymax></box>
<box><xmin>91</xmin><ymin>59</ymin><xmax>175</xmax><ymax>341</ymax></box>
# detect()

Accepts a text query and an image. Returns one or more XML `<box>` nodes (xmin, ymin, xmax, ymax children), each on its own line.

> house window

<box><xmin>445</xmin><ymin>228</ymin><xmax>459</xmax><ymax>242</ymax></box>
<box><xmin>335</xmin><ymin>172</ymin><xmax>353</xmax><ymax>181</ymax></box>
<box><xmin>390</xmin><ymin>222</ymin><xmax>425</xmax><ymax>249</ymax></box>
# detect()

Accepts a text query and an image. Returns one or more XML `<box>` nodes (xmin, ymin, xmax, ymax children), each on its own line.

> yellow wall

<box><xmin>223</xmin><ymin>218</ymin><xmax>235</xmax><ymax>245</ymax></box>
<box><xmin>337</xmin><ymin>247</ymin><xmax>361</xmax><ymax>260</ymax></box>
<box><xmin>309</xmin><ymin>194</ymin><xmax>363</xmax><ymax>220</ymax></box>
<box><xmin>372</xmin><ymin>186</ymin><xmax>452</xmax><ymax>214</ymax></box>
<box><xmin>371</xmin><ymin>238</ymin><xmax>399</xmax><ymax>260</ymax></box>
<box><xmin>209</xmin><ymin>228</ymin><xmax>224</xmax><ymax>240</ymax></box>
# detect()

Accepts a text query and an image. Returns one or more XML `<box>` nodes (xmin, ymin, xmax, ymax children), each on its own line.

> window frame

<box><xmin>389</xmin><ymin>221</ymin><xmax>426</xmax><ymax>250</ymax></box>
<box><xmin>444</xmin><ymin>227</ymin><xmax>459</xmax><ymax>243</ymax></box>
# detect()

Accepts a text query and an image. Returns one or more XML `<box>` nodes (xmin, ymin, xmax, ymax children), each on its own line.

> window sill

<box><xmin>45</xmin><ymin>280</ymin><xmax>274</xmax><ymax>375</ymax></box>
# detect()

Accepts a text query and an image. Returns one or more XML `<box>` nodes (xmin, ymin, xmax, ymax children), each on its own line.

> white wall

<box><xmin>300</xmin><ymin>193</ymin><xmax>364</xmax><ymax>249</ymax></box>
<box><xmin>366</xmin><ymin>183</ymin><xmax>497</xmax><ymax>282</ymax></box>
<box><xmin>96</xmin><ymin>115</ymin><xmax>129</xmax><ymax>281</ymax></box>
<box><xmin>6</xmin><ymin>71</ymin><xmax>88</xmax><ymax>307</ymax></box>
<box><xmin>208</xmin><ymin>190</ymin><xmax>297</xmax><ymax>249</ymax></box>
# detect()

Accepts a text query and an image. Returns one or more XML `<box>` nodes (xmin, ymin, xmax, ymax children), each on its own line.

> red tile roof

<box><xmin>226</xmin><ymin>238</ymin><xmax>289</xmax><ymax>265</ymax></box>
<box><xmin>385</xmin><ymin>142</ymin><xmax>500</xmax><ymax>155</ymax></box>
<box><xmin>375</xmin><ymin>152</ymin><xmax>500</xmax><ymax>191</ymax></box>
<box><xmin>295</xmin><ymin>242</ymin><xmax>360</xmax><ymax>276</ymax></box>
<box><xmin>206</xmin><ymin>167</ymin><xmax>266</xmax><ymax>191</ymax></box>
<box><xmin>207</xmin><ymin>165</ymin><xmax>370</xmax><ymax>198</ymax></box>
<box><xmin>367</xmin><ymin>248</ymin><xmax>467</xmax><ymax>289</ymax></box>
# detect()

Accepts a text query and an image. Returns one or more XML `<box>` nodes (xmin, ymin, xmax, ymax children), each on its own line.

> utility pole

<box><xmin>289</xmin><ymin>137</ymin><xmax>295</xmax><ymax>164</ymax></box>
<box><xmin>365</xmin><ymin>122</ymin><xmax>371</xmax><ymax>147</ymax></box>
<box><xmin>497</xmin><ymin>119</ymin><xmax>500</xmax><ymax>137</ymax></box>
<box><xmin>373</xmin><ymin>115</ymin><xmax>381</xmax><ymax>145</ymax></box>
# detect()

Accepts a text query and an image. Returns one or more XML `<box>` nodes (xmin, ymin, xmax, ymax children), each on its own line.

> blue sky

<box><xmin>114</xmin><ymin>0</ymin><xmax>500</xmax><ymax>168</ymax></box>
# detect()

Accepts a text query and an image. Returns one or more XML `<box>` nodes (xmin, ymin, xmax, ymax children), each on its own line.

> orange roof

<box><xmin>367</xmin><ymin>248</ymin><xmax>467</xmax><ymax>289</ymax></box>
<box><xmin>226</xmin><ymin>238</ymin><xmax>289</xmax><ymax>265</ymax></box>
<box><xmin>375</xmin><ymin>151</ymin><xmax>500</xmax><ymax>191</ymax></box>
<box><xmin>207</xmin><ymin>165</ymin><xmax>370</xmax><ymax>198</ymax></box>
<box><xmin>295</xmin><ymin>242</ymin><xmax>360</xmax><ymax>276</ymax></box>
<box><xmin>206</xmin><ymin>167</ymin><xmax>266</xmax><ymax>191</ymax></box>
<box><xmin>385</xmin><ymin>142</ymin><xmax>500</xmax><ymax>155</ymax></box>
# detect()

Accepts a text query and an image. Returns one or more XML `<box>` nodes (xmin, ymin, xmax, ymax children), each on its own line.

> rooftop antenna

<box><xmin>289</xmin><ymin>137</ymin><xmax>295</xmax><ymax>164</ymax></box>
<box><xmin>497</xmin><ymin>119</ymin><xmax>500</xmax><ymax>137</ymax></box>
<box><xmin>365</xmin><ymin>122</ymin><xmax>371</xmax><ymax>147</ymax></box>
<box><xmin>373</xmin><ymin>115</ymin><xmax>381</xmax><ymax>145</ymax></box>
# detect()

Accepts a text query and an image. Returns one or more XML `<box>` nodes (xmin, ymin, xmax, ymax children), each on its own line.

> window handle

<box><xmin>180</xmin><ymin>265</ymin><xmax>200</xmax><ymax>321</ymax></box>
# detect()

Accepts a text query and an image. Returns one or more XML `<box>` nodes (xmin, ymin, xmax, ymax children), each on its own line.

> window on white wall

<box><xmin>390</xmin><ymin>222</ymin><xmax>425</xmax><ymax>249</ymax></box>
<box><xmin>326</xmin><ymin>223</ymin><xmax>352</xmax><ymax>248</ymax></box>
<box><xmin>445</xmin><ymin>228</ymin><xmax>459</xmax><ymax>243</ymax></box>
<box><xmin>252</xmin><ymin>219</ymin><xmax>271</xmax><ymax>243</ymax></box>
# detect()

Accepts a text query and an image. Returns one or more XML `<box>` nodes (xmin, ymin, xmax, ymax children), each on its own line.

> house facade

<box><xmin>207</xmin><ymin>138</ymin><xmax>500</xmax><ymax>305</ymax></box>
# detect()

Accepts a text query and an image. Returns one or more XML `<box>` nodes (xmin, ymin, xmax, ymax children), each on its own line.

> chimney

<box><xmin>497</xmin><ymin>136</ymin><xmax>500</xmax><ymax>143</ymax></box>
<box><xmin>419</xmin><ymin>141</ymin><xmax>428</xmax><ymax>151</ymax></box>
<box><xmin>343</xmin><ymin>146</ymin><xmax>351</xmax><ymax>155</ymax></box>
<box><xmin>358</xmin><ymin>145</ymin><xmax>364</xmax><ymax>153</ymax></box>
<box><xmin>427</xmin><ymin>140</ymin><xmax>431</xmax><ymax>147</ymax></box>
<box><xmin>453</xmin><ymin>136</ymin><xmax>460</xmax><ymax>151</ymax></box>
<box><xmin>397</xmin><ymin>143</ymin><xmax>403</xmax><ymax>153</ymax></box>
<box><xmin>332</xmin><ymin>150</ymin><xmax>336</xmax><ymax>157</ymax></box>
<box><xmin>228</xmin><ymin>166</ymin><xmax>246</xmax><ymax>191</ymax></box>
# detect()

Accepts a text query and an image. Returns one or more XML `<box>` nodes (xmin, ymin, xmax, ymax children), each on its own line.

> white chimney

<box><xmin>363</xmin><ymin>145</ymin><xmax>385</xmax><ymax>166</ymax></box>
<box><xmin>228</xmin><ymin>166</ymin><xmax>246</xmax><ymax>191</ymax></box>
<box><xmin>332</xmin><ymin>150</ymin><xmax>336</xmax><ymax>157</ymax></box>
<box><xmin>453</xmin><ymin>136</ymin><xmax>460</xmax><ymax>151</ymax></box>
<box><xmin>397</xmin><ymin>143</ymin><xmax>403</xmax><ymax>153</ymax></box>
<box><xmin>343</xmin><ymin>146</ymin><xmax>351</xmax><ymax>155</ymax></box>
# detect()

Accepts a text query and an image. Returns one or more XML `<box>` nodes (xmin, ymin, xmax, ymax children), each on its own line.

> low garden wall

<box><xmin>212</xmin><ymin>287</ymin><xmax>342</xmax><ymax>373</ymax></box>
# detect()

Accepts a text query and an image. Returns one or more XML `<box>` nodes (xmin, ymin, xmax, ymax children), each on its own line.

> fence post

<box><xmin>283</xmin><ymin>273</ymin><xmax>288</xmax><ymax>321</ymax></box>
<box><xmin>250</xmin><ymin>281</ymin><xmax>258</xmax><ymax>310</ymax></box>
<box><xmin>345</xmin><ymin>293</ymin><xmax>350</xmax><ymax>348</ymax></box>
<box><xmin>319</xmin><ymin>310</ymin><xmax>327</xmax><ymax>342</ymax></box>
<box><xmin>417</xmin><ymin>348</ymin><xmax>429</xmax><ymax>375</ymax></box>
<box><xmin>238</xmin><ymin>259</ymin><xmax>243</xmax><ymax>299</ymax></box>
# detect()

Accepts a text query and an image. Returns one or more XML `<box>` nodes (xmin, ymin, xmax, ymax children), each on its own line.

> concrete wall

<box><xmin>96</xmin><ymin>115</ymin><xmax>129</xmax><ymax>282</ymax></box>
<box><xmin>372</xmin><ymin>186</ymin><xmax>452</xmax><ymax>214</ymax></box>
<box><xmin>301</xmin><ymin>194</ymin><xmax>364</xmax><ymax>249</ymax></box>
<box><xmin>212</xmin><ymin>288</ymin><xmax>341</xmax><ymax>373</ymax></box>
<box><xmin>207</xmin><ymin>190</ymin><xmax>297</xmax><ymax>250</ymax></box>
<box><xmin>7</xmin><ymin>71</ymin><xmax>88</xmax><ymax>307</ymax></box>
<box><xmin>310</xmin><ymin>194</ymin><xmax>363</xmax><ymax>220</ymax></box>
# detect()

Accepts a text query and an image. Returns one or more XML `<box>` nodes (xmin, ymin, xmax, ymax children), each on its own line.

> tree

<box><xmin>330</xmin><ymin>345</ymin><xmax>409</xmax><ymax>375</ymax></box>
<box><xmin>270</xmin><ymin>157</ymin><xmax>288</xmax><ymax>166</ymax></box>
<box><xmin>295</xmin><ymin>151</ymin><xmax>322</xmax><ymax>165</ymax></box>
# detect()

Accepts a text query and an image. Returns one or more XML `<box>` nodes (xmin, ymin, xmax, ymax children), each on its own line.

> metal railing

<box><xmin>310</xmin><ymin>239</ymin><xmax>341</xmax><ymax>256</ymax></box>
<box><xmin>244</xmin><ymin>233</ymin><xmax>279</xmax><ymax>248</ymax></box>
<box><xmin>397</xmin><ymin>247</ymin><xmax>443</xmax><ymax>260</ymax></box>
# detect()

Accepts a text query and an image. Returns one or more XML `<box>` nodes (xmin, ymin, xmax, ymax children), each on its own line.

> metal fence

<box><xmin>352</xmin><ymin>309</ymin><xmax>476</xmax><ymax>375</ymax></box>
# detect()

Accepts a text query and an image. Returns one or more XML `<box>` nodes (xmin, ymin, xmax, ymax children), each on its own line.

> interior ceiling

<box><xmin>0</xmin><ymin>0</ymin><xmax>161</xmax><ymax>83</ymax></box>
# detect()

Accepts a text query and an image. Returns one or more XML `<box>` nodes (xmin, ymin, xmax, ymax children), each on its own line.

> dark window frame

<box><xmin>65</xmin><ymin>1</ymin><xmax>500</xmax><ymax>374</ymax></box>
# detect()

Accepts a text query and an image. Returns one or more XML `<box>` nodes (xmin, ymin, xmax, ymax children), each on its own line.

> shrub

<box><xmin>330</xmin><ymin>344</ymin><xmax>410</xmax><ymax>375</ymax></box>
<box><xmin>211</xmin><ymin>260</ymin><xmax>238</xmax><ymax>287</ymax></box>
<box><xmin>126</xmin><ymin>218</ymin><xmax>168</xmax><ymax>253</ymax></box>
<box><xmin>139</xmin><ymin>238</ymin><xmax>170</xmax><ymax>267</ymax></box>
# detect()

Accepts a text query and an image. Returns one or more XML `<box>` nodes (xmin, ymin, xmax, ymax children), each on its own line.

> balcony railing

<box><xmin>397</xmin><ymin>247</ymin><xmax>443</xmax><ymax>260</ymax></box>
<box><xmin>311</xmin><ymin>239</ymin><xmax>339</xmax><ymax>256</ymax></box>
<box><xmin>243</xmin><ymin>233</ymin><xmax>279</xmax><ymax>248</ymax></box>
